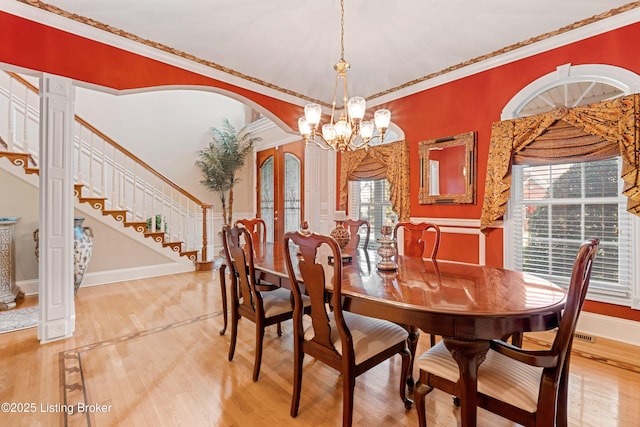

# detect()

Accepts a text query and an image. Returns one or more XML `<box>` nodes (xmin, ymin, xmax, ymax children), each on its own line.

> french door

<box><xmin>256</xmin><ymin>141</ymin><xmax>304</xmax><ymax>243</ymax></box>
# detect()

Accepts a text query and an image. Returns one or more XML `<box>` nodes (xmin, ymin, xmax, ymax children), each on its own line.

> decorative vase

<box><xmin>34</xmin><ymin>217</ymin><xmax>94</xmax><ymax>295</ymax></box>
<box><xmin>329</xmin><ymin>220</ymin><xmax>350</xmax><ymax>249</ymax></box>
<box><xmin>73</xmin><ymin>217</ymin><xmax>94</xmax><ymax>295</ymax></box>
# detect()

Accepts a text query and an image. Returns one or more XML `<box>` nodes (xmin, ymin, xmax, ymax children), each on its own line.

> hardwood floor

<box><xmin>1</xmin><ymin>271</ymin><xmax>639</xmax><ymax>426</ymax></box>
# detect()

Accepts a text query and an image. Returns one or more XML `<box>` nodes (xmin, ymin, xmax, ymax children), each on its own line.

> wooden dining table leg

<box><xmin>441</xmin><ymin>338</ymin><xmax>490</xmax><ymax>427</ymax></box>
<box><xmin>218</xmin><ymin>263</ymin><xmax>228</xmax><ymax>335</ymax></box>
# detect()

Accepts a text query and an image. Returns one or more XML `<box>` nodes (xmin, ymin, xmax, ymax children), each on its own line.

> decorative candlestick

<box><xmin>377</xmin><ymin>220</ymin><xmax>397</xmax><ymax>271</ymax></box>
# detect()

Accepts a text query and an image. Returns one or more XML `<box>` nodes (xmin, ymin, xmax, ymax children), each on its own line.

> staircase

<box><xmin>0</xmin><ymin>71</ymin><xmax>212</xmax><ymax>267</ymax></box>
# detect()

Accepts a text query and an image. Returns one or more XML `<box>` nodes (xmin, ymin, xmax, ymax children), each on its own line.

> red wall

<box><xmin>2</xmin><ymin>11</ymin><xmax>639</xmax><ymax>321</ymax></box>
<box><xmin>0</xmin><ymin>12</ymin><xmax>302</xmax><ymax>130</ymax></box>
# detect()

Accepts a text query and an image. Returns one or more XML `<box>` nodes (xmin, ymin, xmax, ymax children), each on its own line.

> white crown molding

<box><xmin>370</xmin><ymin>8</ymin><xmax>640</xmax><ymax>107</ymax></box>
<box><xmin>3</xmin><ymin>0</ymin><xmax>639</xmax><ymax>109</ymax></box>
<box><xmin>0</xmin><ymin>0</ymin><xmax>306</xmax><ymax>107</ymax></box>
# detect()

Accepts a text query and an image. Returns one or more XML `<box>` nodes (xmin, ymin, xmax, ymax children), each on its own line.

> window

<box><xmin>511</xmin><ymin>159</ymin><xmax>631</xmax><ymax>299</ymax></box>
<box><xmin>505</xmin><ymin>64</ymin><xmax>640</xmax><ymax>308</ymax></box>
<box><xmin>349</xmin><ymin>179</ymin><xmax>394</xmax><ymax>248</ymax></box>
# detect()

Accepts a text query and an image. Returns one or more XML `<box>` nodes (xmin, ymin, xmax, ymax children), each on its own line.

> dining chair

<box><xmin>393</xmin><ymin>221</ymin><xmax>441</xmax><ymax>258</ymax></box>
<box><xmin>221</xmin><ymin>225</ymin><xmax>298</xmax><ymax>382</ymax></box>
<box><xmin>393</xmin><ymin>221</ymin><xmax>442</xmax><ymax>384</ymax></box>
<box><xmin>343</xmin><ymin>219</ymin><xmax>370</xmax><ymax>250</ymax></box>
<box><xmin>414</xmin><ymin>238</ymin><xmax>599</xmax><ymax>427</ymax></box>
<box><xmin>283</xmin><ymin>230</ymin><xmax>413</xmax><ymax>427</ymax></box>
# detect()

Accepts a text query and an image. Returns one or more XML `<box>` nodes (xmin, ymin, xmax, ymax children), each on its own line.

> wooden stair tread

<box><xmin>180</xmin><ymin>250</ymin><xmax>198</xmax><ymax>261</ymax></box>
<box><xmin>124</xmin><ymin>221</ymin><xmax>147</xmax><ymax>227</ymax></box>
<box><xmin>79</xmin><ymin>196</ymin><xmax>107</xmax><ymax>203</ymax></box>
<box><xmin>78</xmin><ymin>197</ymin><xmax>106</xmax><ymax>210</ymax></box>
<box><xmin>0</xmin><ymin>150</ymin><xmax>28</xmax><ymax>157</ymax></box>
<box><xmin>162</xmin><ymin>241</ymin><xmax>182</xmax><ymax>247</ymax></box>
<box><xmin>0</xmin><ymin>151</ymin><xmax>37</xmax><ymax>168</ymax></box>
<box><xmin>144</xmin><ymin>232</ymin><xmax>165</xmax><ymax>242</ymax></box>
<box><xmin>102</xmin><ymin>210</ymin><xmax>127</xmax><ymax>222</ymax></box>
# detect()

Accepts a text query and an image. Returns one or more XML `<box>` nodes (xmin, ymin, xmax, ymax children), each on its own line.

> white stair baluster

<box><xmin>76</xmin><ymin>127</ymin><xmax>83</xmax><ymax>184</ymax></box>
<box><xmin>88</xmin><ymin>132</ymin><xmax>94</xmax><ymax>194</ymax></box>
<box><xmin>22</xmin><ymin>84</ymin><xmax>29</xmax><ymax>154</ymax></box>
<box><xmin>7</xmin><ymin>76</ymin><xmax>13</xmax><ymax>151</ymax></box>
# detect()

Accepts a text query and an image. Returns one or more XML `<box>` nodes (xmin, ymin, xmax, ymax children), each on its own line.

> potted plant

<box><xmin>196</xmin><ymin>118</ymin><xmax>261</xmax><ymax>226</ymax></box>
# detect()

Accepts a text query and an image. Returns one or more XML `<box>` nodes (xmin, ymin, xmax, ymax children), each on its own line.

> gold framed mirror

<box><xmin>419</xmin><ymin>131</ymin><xmax>476</xmax><ymax>204</ymax></box>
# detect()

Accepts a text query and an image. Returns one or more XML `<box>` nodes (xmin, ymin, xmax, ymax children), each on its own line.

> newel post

<box><xmin>196</xmin><ymin>203</ymin><xmax>214</xmax><ymax>271</ymax></box>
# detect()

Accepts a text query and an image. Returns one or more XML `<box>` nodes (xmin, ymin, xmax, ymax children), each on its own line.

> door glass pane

<box><xmin>260</xmin><ymin>157</ymin><xmax>274</xmax><ymax>242</ymax></box>
<box><xmin>284</xmin><ymin>153</ymin><xmax>301</xmax><ymax>234</ymax></box>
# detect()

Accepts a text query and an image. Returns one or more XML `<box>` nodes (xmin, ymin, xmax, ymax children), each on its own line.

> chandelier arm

<box><xmin>349</xmin><ymin>138</ymin><xmax>373</xmax><ymax>151</ymax></box>
<box><xmin>310</xmin><ymin>135</ymin><xmax>336</xmax><ymax>151</ymax></box>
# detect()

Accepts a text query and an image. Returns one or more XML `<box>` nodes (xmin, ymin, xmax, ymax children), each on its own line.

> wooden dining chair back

<box><xmin>343</xmin><ymin>219</ymin><xmax>370</xmax><ymax>250</ymax></box>
<box><xmin>234</xmin><ymin>217</ymin><xmax>278</xmax><ymax>290</ymax></box>
<box><xmin>221</xmin><ymin>225</ymin><xmax>297</xmax><ymax>382</ymax></box>
<box><xmin>283</xmin><ymin>230</ymin><xmax>412</xmax><ymax>427</ymax></box>
<box><xmin>393</xmin><ymin>222</ymin><xmax>441</xmax><ymax>258</ymax></box>
<box><xmin>393</xmin><ymin>222</ymin><xmax>442</xmax><ymax>364</ymax></box>
<box><xmin>234</xmin><ymin>217</ymin><xmax>267</xmax><ymax>245</ymax></box>
<box><xmin>414</xmin><ymin>238</ymin><xmax>600</xmax><ymax>427</ymax></box>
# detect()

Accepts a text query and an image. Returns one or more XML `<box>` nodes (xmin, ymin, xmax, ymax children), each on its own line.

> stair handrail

<box><xmin>3</xmin><ymin>71</ymin><xmax>212</xmax><ymax>265</ymax></box>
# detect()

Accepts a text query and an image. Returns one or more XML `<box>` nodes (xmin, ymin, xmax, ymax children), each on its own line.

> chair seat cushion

<box><xmin>261</xmin><ymin>287</ymin><xmax>294</xmax><ymax>317</ymax></box>
<box><xmin>417</xmin><ymin>341</ymin><xmax>543</xmax><ymax>413</ymax></box>
<box><xmin>304</xmin><ymin>311</ymin><xmax>408</xmax><ymax>365</ymax></box>
<box><xmin>260</xmin><ymin>288</ymin><xmax>310</xmax><ymax>318</ymax></box>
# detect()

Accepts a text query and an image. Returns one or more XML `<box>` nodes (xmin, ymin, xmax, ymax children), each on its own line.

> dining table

<box><xmin>216</xmin><ymin>241</ymin><xmax>566</xmax><ymax>427</ymax></box>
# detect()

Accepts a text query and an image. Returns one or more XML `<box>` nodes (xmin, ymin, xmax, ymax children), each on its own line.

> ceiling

<box><xmin>8</xmin><ymin>0</ymin><xmax>640</xmax><ymax>109</ymax></box>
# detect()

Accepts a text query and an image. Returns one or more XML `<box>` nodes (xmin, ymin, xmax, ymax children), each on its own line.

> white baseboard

<box><xmin>577</xmin><ymin>312</ymin><xmax>640</xmax><ymax>347</ymax></box>
<box><xmin>16</xmin><ymin>262</ymin><xmax>195</xmax><ymax>295</ymax></box>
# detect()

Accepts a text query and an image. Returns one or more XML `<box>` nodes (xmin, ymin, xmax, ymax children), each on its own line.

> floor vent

<box><xmin>574</xmin><ymin>332</ymin><xmax>596</xmax><ymax>343</ymax></box>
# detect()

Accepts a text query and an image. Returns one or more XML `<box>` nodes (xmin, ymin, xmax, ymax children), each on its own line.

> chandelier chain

<box><xmin>339</xmin><ymin>0</ymin><xmax>345</xmax><ymax>62</ymax></box>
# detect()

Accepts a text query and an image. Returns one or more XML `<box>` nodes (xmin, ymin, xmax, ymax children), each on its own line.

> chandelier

<box><xmin>298</xmin><ymin>0</ymin><xmax>391</xmax><ymax>152</ymax></box>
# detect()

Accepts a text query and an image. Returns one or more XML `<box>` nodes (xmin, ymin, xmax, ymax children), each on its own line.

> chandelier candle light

<box><xmin>298</xmin><ymin>0</ymin><xmax>391</xmax><ymax>152</ymax></box>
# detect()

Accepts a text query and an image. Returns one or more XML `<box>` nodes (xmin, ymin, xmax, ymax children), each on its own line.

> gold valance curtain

<box><xmin>480</xmin><ymin>93</ymin><xmax>640</xmax><ymax>232</ymax></box>
<box><xmin>339</xmin><ymin>139</ymin><xmax>410</xmax><ymax>221</ymax></box>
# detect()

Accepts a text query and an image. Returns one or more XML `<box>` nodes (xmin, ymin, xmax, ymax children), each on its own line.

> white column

<box><xmin>38</xmin><ymin>74</ymin><xmax>75</xmax><ymax>343</ymax></box>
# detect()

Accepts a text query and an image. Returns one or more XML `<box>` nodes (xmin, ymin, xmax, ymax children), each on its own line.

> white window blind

<box><xmin>349</xmin><ymin>179</ymin><xmax>394</xmax><ymax>248</ymax></box>
<box><xmin>511</xmin><ymin>158</ymin><xmax>632</xmax><ymax>299</ymax></box>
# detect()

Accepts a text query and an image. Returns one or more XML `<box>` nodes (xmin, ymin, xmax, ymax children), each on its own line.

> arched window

<box><xmin>503</xmin><ymin>64</ymin><xmax>640</xmax><ymax>308</ymax></box>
